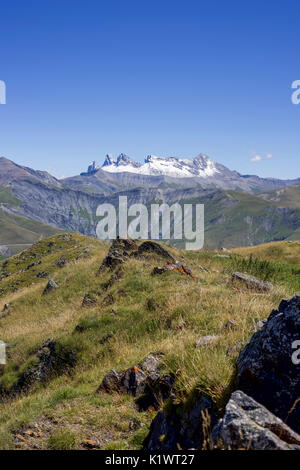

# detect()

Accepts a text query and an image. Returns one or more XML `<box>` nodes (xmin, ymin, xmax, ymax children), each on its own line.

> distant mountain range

<box><xmin>78</xmin><ymin>153</ymin><xmax>300</xmax><ymax>193</ymax></box>
<box><xmin>0</xmin><ymin>153</ymin><xmax>300</xmax><ymax>254</ymax></box>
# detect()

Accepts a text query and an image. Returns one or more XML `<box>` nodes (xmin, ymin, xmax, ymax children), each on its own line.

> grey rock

<box><xmin>232</xmin><ymin>272</ymin><xmax>274</xmax><ymax>292</ymax></box>
<box><xmin>212</xmin><ymin>391</ymin><xmax>300</xmax><ymax>450</ymax></box>
<box><xmin>237</xmin><ymin>296</ymin><xmax>300</xmax><ymax>433</ymax></box>
<box><xmin>55</xmin><ymin>256</ymin><xmax>67</xmax><ymax>268</ymax></box>
<box><xmin>43</xmin><ymin>279</ymin><xmax>59</xmax><ymax>295</ymax></box>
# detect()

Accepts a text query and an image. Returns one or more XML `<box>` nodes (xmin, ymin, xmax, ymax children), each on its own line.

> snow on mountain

<box><xmin>95</xmin><ymin>153</ymin><xmax>220</xmax><ymax>178</ymax></box>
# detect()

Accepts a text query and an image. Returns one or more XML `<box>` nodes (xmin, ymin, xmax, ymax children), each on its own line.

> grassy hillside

<box><xmin>203</xmin><ymin>189</ymin><xmax>300</xmax><ymax>248</ymax></box>
<box><xmin>0</xmin><ymin>208</ymin><xmax>63</xmax><ymax>257</ymax></box>
<box><xmin>0</xmin><ymin>234</ymin><xmax>299</xmax><ymax>449</ymax></box>
<box><xmin>259</xmin><ymin>184</ymin><xmax>300</xmax><ymax>209</ymax></box>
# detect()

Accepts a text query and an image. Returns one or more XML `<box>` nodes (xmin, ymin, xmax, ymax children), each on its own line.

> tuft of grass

<box><xmin>47</xmin><ymin>429</ymin><xmax>78</xmax><ymax>450</ymax></box>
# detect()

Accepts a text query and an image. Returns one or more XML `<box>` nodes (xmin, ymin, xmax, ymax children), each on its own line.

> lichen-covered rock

<box><xmin>212</xmin><ymin>391</ymin><xmax>300</xmax><ymax>450</ymax></box>
<box><xmin>152</xmin><ymin>261</ymin><xmax>194</xmax><ymax>279</ymax></box>
<box><xmin>237</xmin><ymin>296</ymin><xmax>300</xmax><ymax>433</ymax></box>
<box><xmin>232</xmin><ymin>272</ymin><xmax>274</xmax><ymax>292</ymax></box>
<box><xmin>97</xmin><ymin>354</ymin><xmax>174</xmax><ymax>411</ymax></box>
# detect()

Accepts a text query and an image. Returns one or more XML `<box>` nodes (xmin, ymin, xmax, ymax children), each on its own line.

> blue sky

<box><xmin>0</xmin><ymin>0</ymin><xmax>299</xmax><ymax>179</ymax></box>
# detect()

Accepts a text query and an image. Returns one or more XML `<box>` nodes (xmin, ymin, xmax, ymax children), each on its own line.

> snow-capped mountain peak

<box><xmin>91</xmin><ymin>153</ymin><xmax>220</xmax><ymax>178</ymax></box>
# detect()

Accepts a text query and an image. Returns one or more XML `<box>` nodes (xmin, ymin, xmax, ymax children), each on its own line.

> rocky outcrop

<box><xmin>236</xmin><ymin>296</ymin><xmax>300</xmax><ymax>433</ymax></box>
<box><xmin>99</xmin><ymin>238</ymin><xmax>137</xmax><ymax>271</ymax></box>
<box><xmin>212</xmin><ymin>391</ymin><xmax>300</xmax><ymax>450</ymax></box>
<box><xmin>143</xmin><ymin>393</ymin><xmax>216</xmax><ymax>450</ymax></box>
<box><xmin>232</xmin><ymin>272</ymin><xmax>274</xmax><ymax>292</ymax></box>
<box><xmin>137</xmin><ymin>241</ymin><xmax>176</xmax><ymax>263</ymax></box>
<box><xmin>1</xmin><ymin>339</ymin><xmax>77</xmax><ymax>396</ymax></box>
<box><xmin>98</xmin><ymin>354</ymin><xmax>174</xmax><ymax>411</ymax></box>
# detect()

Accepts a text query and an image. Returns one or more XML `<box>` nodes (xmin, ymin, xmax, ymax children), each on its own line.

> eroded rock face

<box><xmin>212</xmin><ymin>391</ymin><xmax>300</xmax><ymax>450</ymax></box>
<box><xmin>232</xmin><ymin>272</ymin><xmax>274</xmax><ymax>292</ymax></box>
<box><xmin>236</xmin><ymin>296</ymin><xmax>300</xmax><ymax>433</ymax></box>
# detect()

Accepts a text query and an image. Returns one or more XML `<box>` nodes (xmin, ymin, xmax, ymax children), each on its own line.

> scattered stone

<box><xmin>232</xmin><ymin>272</ymin><xmax>274</xmax><ymax>292</ymax></box>
<box><xmin>43</xmin><ymin>279</ymin><xmax>59</xmax><ymax>295</ymax></box>
<box><xmin>237</xmin><ymin>296</ymin><xmax>300</xmax><ymax>433</ymax></box>
<box><xmin>213</xmin><ymin>254</ymin><xmax>230</xmax><ymax>259</ymax></box>
<box><xmin>82</xmin><ymin>292</ymin><xmax>98</xmax><ymax>307</ymax></box>
<box><xmin>55</xmin><ymin>256</ymin><xmax>67</xmax><ymax>268</ymax></box>
<box><xmin>195</xmin><ymin>335</ymin><xmax>219</xmax><ymax>347</ymax></box>
<box><xmin>212</xmin><ymin>391</ymin><xmax>300</xmax><ymax>450</ymax></box>
<box><xmin>36</xmin><ymin>271</ymin><xmax>48</xmax><ymax>278</ymax></box>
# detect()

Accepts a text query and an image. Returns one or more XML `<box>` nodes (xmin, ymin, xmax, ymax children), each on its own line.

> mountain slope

<box><xmin>1</xmin><ymin>157</ymin><xmax>300</xmax><ymax>251</ymax></box>
<box><xmin>0</xmin><ymin>235</ymin><xmax>298</xmax><ymax>449</ymax></box>
<box><xmin>0</xmin><ymin>207</ymin><xmax>63</xmax><ymax>258</ymax></box>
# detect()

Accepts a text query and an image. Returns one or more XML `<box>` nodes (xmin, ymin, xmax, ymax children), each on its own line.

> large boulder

<box><xmin>236</xmin><ymin>296</ymin><xmax>300</xmax><ymax>433</ymax></box>
<box><xmin>212</xmin><ymin>391</ymin><xmax>300</xmax><ymax>450</ymax></box>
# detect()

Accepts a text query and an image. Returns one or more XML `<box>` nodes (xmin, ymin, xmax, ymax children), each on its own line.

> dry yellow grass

<box><xmin>0</xmin><ymin>234</ymin><xmax>298</xmax><ymax>449</ymax></box>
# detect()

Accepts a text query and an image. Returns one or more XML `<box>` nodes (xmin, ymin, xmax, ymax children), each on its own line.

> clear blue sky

<box><xmin>0</xmin><ymin>0</ymin><xmax>299</xmax><ymax>179</ymax></box>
